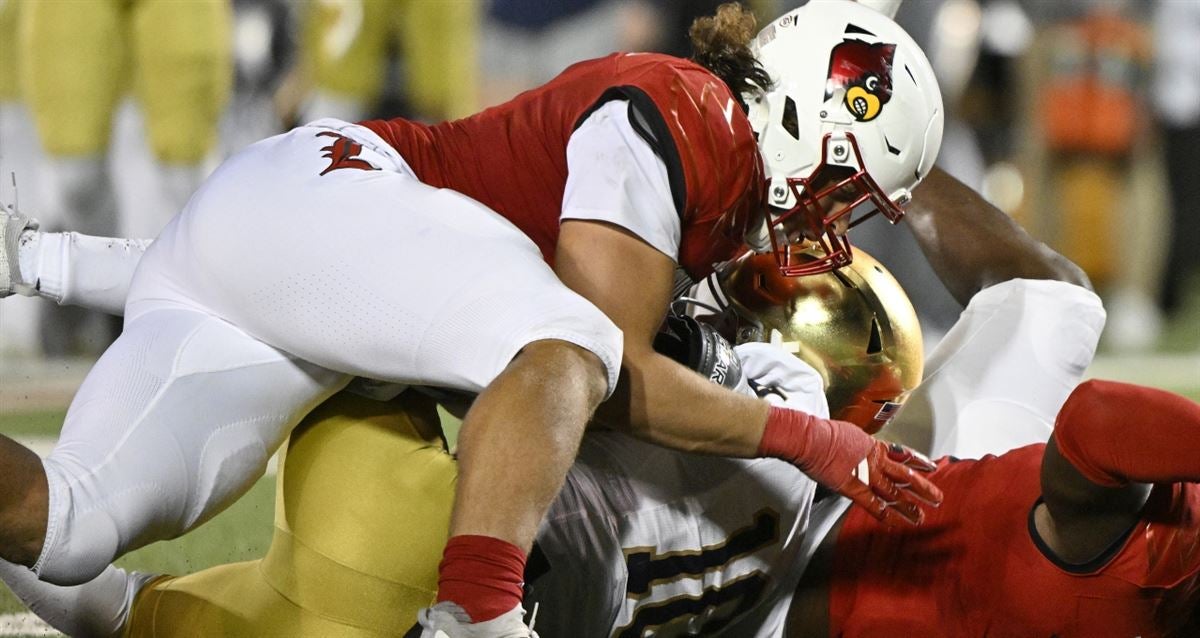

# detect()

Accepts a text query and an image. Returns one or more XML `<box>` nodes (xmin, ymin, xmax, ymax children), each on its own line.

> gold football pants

<box><xmin>303</xmin><ymin>0</ymin><xmax>479</xmax><ymax>120</ymax></box>
<box><xmin>19</xmin><ymin>0</ymin><xmax>232</xmax><ymax>162</ymax></box>
<box><xmin>124</xmin><ymin>392</ymin><xmax>457</xmax><ymax>637</ymax></box>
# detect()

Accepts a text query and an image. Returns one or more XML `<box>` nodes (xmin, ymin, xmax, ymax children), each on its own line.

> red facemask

<box><xmin>766</xmin><ymin>133</ymin><xmax>905</xmax><ymax>277</ymax></box>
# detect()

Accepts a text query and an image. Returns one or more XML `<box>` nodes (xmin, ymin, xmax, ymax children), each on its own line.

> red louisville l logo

<box><xmin>316</xmin><ymin>131</ymin><xmax>379</xmax><ymax>175</ymax></box>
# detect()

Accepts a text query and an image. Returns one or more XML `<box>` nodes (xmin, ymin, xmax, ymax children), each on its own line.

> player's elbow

<box><xmin>1032</xmin><ymin>245</ymin><xmax>1093</xmax><ymax>291</ymax></box>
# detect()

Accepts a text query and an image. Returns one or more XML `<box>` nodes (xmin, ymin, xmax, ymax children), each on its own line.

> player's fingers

<box><xmin>885</xmin><ymin>442</ymin><xmax>936</xmax><ymax>472</ymax></box>
<box><xmin>882</xmin><ymin>498</ymin><xmax>924</xmax><ymax>526</ymax></box>
<box><xmin>869</xmin><ymin>466</ymin><xmax>932</xmax><ymax>526</ymax></box>
<box><xmin>843</xmin><ymin>475</ymin><xmax>926</xmax><ymax>526</ymax></box>
<box><xmin>841</xmin><ymin>477</ymin><xmax>891</xmax><ymax>522</ymax></box>
<box><xmin>881</xmin><ymin>461</ymin><xmax>943</xmax><ymax>507</ymax></box>
<box><xmin>869</xmin><ymin>468</ymin><xmax>903</xmax><ymax>503</ymax></box>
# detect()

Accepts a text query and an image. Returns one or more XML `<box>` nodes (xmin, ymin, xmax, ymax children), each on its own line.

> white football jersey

<box><xmin>524</xmin><ymin>344</ymin><xmax>828</xmax><ymax>637</ymax></box>
<box><xmin>527</xmin><ymin>432</ymin><xmax>817</xmax><ymax>638</ymax></box>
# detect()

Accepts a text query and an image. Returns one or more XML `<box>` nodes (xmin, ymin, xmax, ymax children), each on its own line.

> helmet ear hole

<box><xmin>781</xmin><ymin>97</ymin><xmax>800</xmax><ymax>140</ymax></box>
<box><xmin>867</xmin><ymin>316</ymin><xmax>883</xmax><ymax>355</ymax></box>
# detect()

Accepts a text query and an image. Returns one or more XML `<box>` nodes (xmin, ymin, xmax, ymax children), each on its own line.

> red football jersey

<box><xmin>361</xmin><ymin>53</ymin><xmax>764</xmax><ymax>280</ymax></box>
<box><xmin>829</xmin><ymin>444</ymin><xmax>1200</xmax><ymax>637</ymax></box>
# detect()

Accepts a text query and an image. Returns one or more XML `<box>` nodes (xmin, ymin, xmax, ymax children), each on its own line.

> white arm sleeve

<box><xmin>32</xmin><ymin>232</ymin><xmax>150</xmax><ymax>316</ymax></box>
<box><xmin>562</xmin><ymin>100</ymin><xmax>681</xmax><ymax>260</ymax></box>
<box><xmin>906</xmin><ymin>279</ymin><xmax>1105</xmax><ymax>459</ymax></box>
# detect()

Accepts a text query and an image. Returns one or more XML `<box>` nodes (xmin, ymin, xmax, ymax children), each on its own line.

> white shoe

<box><xmin>0</xmin><ymin>204</ymin><xmax>39</xmax><ymax>298</ymax></box>
<box><xmin>416</xmin><ymin>601</ymin><xmax>539</xmax><ymax>638</ymax></box>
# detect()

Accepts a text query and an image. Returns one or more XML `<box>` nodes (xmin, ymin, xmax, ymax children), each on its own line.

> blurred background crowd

<box><xmin>0</xmin><ymin>0</ymin><xmax>1197</xmax><ymax>363</ymax></box>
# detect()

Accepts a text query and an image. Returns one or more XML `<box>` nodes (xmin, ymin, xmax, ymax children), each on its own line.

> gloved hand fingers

<box><xmin>840</xmin><ymin>473</ymin><xmax>925</xmax><ymax>527</ymax></box>
<box><xmin>879</xmin><ymin>499</ymin><xmax>924</xmax><ymax>526</ymax></box>
<box><xmin>884</xmin><ymin>442</ymin><xmax>936</xmax><ymax>472</ymax></box>
<box><xmin>879</xmin><ymin>459</ymin><xmax>944</xmax><ymax>507</ymax></box>
<box><xmin>840</xmin><ymin>477</ymin><xmax>890</xmax><ymax>521</ymax></box>
<box><xmin>868</xmin><ymin>465</ymin><xmax>903</xmax><ymax>502</ymax></box>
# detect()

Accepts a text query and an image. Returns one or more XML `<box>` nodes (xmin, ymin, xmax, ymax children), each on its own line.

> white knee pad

<box><xmin>31</xmin><ymin>310</ymin><xmax>347</xmax><ymax>586</ymax></box>
<box><xmin>33</xmin><ymin>458</ymin><xmax>123</xmax><ymax>586</ymax></box>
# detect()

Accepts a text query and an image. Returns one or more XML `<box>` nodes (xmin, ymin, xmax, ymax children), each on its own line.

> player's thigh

<box><xmin>131</xmin><ymin>124</ymin><xmax>622</xmax><ymax>393</ymax></box>
<box><xmin>899</xmin><ymin>279</ymin><xmax>1105</xmax><ymax>458</ymax></box>
<box><xmin>131</xmin><ymin>0</ymin><xmax>232</xmax><ymax>164</ymax></box>
<box><xmin>18</xmin><ymin>0</ymin><xmax>124</xmax><ymax>156</ymax></box>
<box><xmin>37</xmin><ymin>307</ymin><xmax>347</xmax><ymax>585</ymax></box>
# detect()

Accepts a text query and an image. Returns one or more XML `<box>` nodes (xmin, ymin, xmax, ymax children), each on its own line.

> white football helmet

<box><xmin>746</xmin><ymin>0</ymin><xmax>944</xmax><ymax>276</ymax></box>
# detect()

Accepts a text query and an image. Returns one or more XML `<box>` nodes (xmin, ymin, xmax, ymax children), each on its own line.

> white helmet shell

<box><xmin>745</xmin><ymin>0</ymin><xmax>944</xmax><ymax>274</ymax></box>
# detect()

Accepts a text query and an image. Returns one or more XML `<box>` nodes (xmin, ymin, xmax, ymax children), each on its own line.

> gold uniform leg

<box><xmin>125</xmin><ymin>392</ymin><xmax>458</xmax><ymax>637</ymax></box>
<box><xmin>131</xmin><ymin>0</ymin><xmax>232</xmax><ymax>164</ymax></box>
<box><xmin>19</xmin><ymin>0</ymin><xmax>126</xmax><ymax>156</ymax></box>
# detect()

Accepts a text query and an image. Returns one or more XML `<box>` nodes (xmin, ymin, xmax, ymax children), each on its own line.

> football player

<box><xmin>16</xmin><ymin>0</ymin><xmax>233</xmax><ymax>356</ymax></box>
<box><xmin>0</xmin><ymin>247</ymin><xmax>924</xmax><ymax>638</ymax></box>
<box><xmin>17</xmin><ymin>0</ymin><xmax>232</xmax><ymax>237</ymax></box>
<box><xmin>788</xmin><ymin>379</ymin><xmax>1200</xmax><ymax>638</ymax></box>
<box><xmin>294</xmin><ymin>0</ymin><xmax>480</xmax><ymax>123</ymax></box>
<box><xmin>1</xmin><ymin>222</ymin><xmax>1103</xmax><ymax>638</ymax></box>
<box><xmin>0</xmin><ymin>154</ymin><xmax>1099</xmax><ymax>638</ymax></box>
<box><xmin>0</xmin><ymin>3</ymin><xmax>947</xmax><ymax>635</ymax></box>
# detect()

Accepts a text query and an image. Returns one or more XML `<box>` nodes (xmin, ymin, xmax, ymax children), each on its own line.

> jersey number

<box><xmin>613</xmin><ymin>509</ymin><xmax>779</xmax><ymax>637</ymax></box>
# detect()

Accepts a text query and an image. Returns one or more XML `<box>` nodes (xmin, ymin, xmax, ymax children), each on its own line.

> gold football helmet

<box><xmin>721</xmin><ymin>245</ymin><xmax>923</xmax><ymax>434</ymax></box>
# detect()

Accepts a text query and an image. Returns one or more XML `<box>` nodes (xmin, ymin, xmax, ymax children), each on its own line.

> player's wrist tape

<box><xmin>757</xmin><ymin>405</ymin><xmax>872</xmax><ymax>488</ymax></box>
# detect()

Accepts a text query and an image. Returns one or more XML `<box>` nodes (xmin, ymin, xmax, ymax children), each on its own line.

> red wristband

<box><xmin>757</xmin><ymin>406</ymin><xmax>873</xmax><ymax>488</ymax></box>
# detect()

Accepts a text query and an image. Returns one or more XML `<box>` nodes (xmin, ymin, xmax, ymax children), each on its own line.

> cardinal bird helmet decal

<box><xmin>745</xmin><ymin>0</ymin><xmax>944</xmax><ymax>277</ymax></box>
<box><xmin>825</xmin><ymin>39</ymin><xmax>897</xmax><ymax>122</ymax></box>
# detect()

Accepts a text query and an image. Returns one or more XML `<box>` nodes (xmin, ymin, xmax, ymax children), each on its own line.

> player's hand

<box><xmin>757</xmin><ymin>406</ymin><xmax>942</xmax><ymax>526</ymax></box>
<box><xmin>833</xmin><ymin>440</ymin><xmax>941</xmax><ymax>526</ymax></box>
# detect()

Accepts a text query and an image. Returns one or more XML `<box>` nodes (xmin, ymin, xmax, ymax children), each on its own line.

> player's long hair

<box><xmin>689</xmin><ymin>3</ymin><xmax>773</xmax><ymax>104</ymax></box>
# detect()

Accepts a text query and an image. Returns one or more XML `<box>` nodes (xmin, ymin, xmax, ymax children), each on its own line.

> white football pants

<box><xmin>31</xmin><ymin>119</ymin><xmax>622</xmax><ymax>585</ymax></box>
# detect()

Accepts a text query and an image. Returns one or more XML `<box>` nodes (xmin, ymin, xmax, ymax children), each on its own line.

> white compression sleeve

<box><xmin>0</xmin><ymin>559</ymin><xmax>154</xmax><ymax>638</ymax></box>
<box><xmin>30</xmin><ymin>232</ymin><xmax>150</xmax><ymax>316</ymax></box>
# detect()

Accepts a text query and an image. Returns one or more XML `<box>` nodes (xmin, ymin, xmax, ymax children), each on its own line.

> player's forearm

<box><xmin>906</xmin><ymin>167</ymin><xmax>1090</xmax><ymax>305</ymax></box>
<box><xmin>20</xmin><ymin>232</ymin><xmax>147</xmax><ymax>316</ymax></box>
<box><xmin>596</xmin><ymin>346</ymin><xmax>770</xmax><ymax>457</ymax></box>
<box><xmin>1053</xmin><ymin>380</ymin><xmax>1200</xmax><ymax>487</ymax></box>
